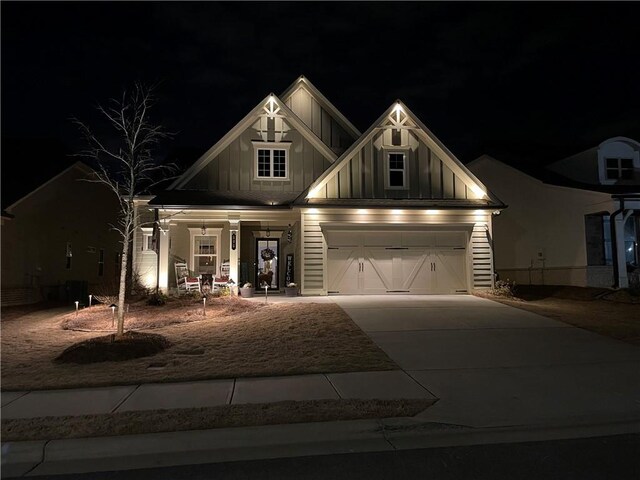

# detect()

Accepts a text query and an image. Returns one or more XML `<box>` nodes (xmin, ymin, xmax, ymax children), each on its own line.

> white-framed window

<box><xmin>188</xmin><ymin>227</ymin><xmax>222</xmax><ymax>276</ymax></box>
<box><xmin>253</xmin><ymin>142</ymin><xmax>290</xmax><ymax>180</ymax></box>
<box><xmin>141</xmin><ymin>227</ymin><xmax>154</xmax><ymax>251</ymax></box>
<box><xmin>605</xmin><ymin>157</ymin><xmax>634</xmax><ymax>180</ymax></box>
<box><xmin>386</xmin><ymin>151</ymin><xmax>407</xmax><ymax>189</ymax></box>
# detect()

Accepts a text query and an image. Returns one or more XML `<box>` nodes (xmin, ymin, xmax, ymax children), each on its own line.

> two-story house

<box><xmin>134</xmin><ymin>76</ymin><xmax>504</xmax><ymax>296</ymax></box>
<box><xmin>468</xmin><ymin>137</ymin><xmax>640</xmax><ymax>289</ymax></box>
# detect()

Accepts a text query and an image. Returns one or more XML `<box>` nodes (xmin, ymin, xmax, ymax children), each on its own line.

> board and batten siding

<box><xmin>184</xmin><ymin>122</ymin><xmax>332</xmax><ymax>198</ymax></box>
<box><xmin>299</xmin><ymin>209</ymin><xmax>494</xmax><ymax>295</ymax></box>
<box><xmin>315</xmin><ymin>129</ymin><xmax>472</xmax><ymax>201</ymax></box>
<box><xmin>285</xmin><ymin>87</ymin><xmax>356</xmax><ymax>155</ymax></box>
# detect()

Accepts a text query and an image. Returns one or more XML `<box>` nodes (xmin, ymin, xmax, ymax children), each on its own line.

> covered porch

<box><xmin>134</xmin><ymin>207</ymin><xmax>300</xmax><ymax>295</ymax></box>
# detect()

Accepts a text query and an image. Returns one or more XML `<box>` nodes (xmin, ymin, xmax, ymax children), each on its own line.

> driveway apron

<box><xmin>332</xmin><ymin>295</ymin><xmax>640</xmax><ymax>428</ymax></box>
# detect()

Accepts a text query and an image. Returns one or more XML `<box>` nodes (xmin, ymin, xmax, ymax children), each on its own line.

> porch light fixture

<box><xmin>201</xmin><ymin>220</ymin><xmax>207</xmax><ymax>236</ymax></box>
<box><xmin>266</xmin><ymin>225</ymin><xmax>271</xmax><ymax>238</ymax></box>
<box><xmin>287</xmin><ymin>224</ymin><xmax>293</xmax><ymax>243</ymax></box>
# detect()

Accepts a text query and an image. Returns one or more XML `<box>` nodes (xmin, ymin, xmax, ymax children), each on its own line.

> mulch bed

<box><xmin>60</xmin><ymin>296</ymin><xmax>265</xmax><ymax>331</ymax></box>
<box><xmin>54</xmin><ymin>331</ymin><xmax>172</xmax><ymax>364</ymax></box>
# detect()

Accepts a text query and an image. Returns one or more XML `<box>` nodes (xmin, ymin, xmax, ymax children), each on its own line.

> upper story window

<box><xmin>605</xmin><ymin>157</ymin><xmax>634</xmax><ymax>180</ymax></box>
<box><xmin>254</xmin><ymin>142</ymin><xmax>290</xmax><ymax>180</ymax></box>
<box><xmin>386</xmin><ymin>152</ymin><xmax>407</xmax><ymax>189</ymax></box>
<box><xmin>141</xmin><ymin>228</ymin><xmax>154</xmax><ymax>251</ymax></box>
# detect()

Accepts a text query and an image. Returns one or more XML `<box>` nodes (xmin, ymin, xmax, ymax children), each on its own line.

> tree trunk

<box><xmin>116</xmin><ymin>210</ymin><xmax>132</xmax><ymax>336</ymax></box>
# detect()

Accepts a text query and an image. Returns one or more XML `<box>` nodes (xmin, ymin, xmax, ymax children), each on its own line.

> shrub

<box><xmin>490</xmin><ymin>279</ymin><xmax>516</xmax><ymax>298</ymax></box>
<box><xmin>146</xmin><ymin>291</ymin><xmax>168</xmax><ymax>306</ymax></box>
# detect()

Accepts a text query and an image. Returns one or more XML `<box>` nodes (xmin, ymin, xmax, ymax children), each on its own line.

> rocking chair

<box><xmin>175</xmin><ymin>262</ymin><xmax>200</xmax><ymax>294</ymax></box>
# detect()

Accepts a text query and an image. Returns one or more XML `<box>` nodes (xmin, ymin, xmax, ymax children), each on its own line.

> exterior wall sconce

<box><xmin>201</xmin><ymin>220</ymin><xmax>207</xmax><ymax>236</ymax></box>
<box><xmin>287</xmin><ymin>224</ymin><xmax>293</xmax><ymax>243</ymax></box>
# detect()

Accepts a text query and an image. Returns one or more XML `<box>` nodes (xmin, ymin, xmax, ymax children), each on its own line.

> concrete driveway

<box><xmin>333</xmin><ymin>295</ymin><xmax>640</xmax><ymax>428</ymax></box>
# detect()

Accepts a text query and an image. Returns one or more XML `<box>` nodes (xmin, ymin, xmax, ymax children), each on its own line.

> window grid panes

<box><xmin>194</xmin><ymin>235</ymin><xmax>217</xmax><ymax>275</ymax></box>
<box><xmin>258</xmin><ymin>149</ymin><xmax>271</xmax><ymax>177</ymax></box>
<box><xmin>606</xmin><ymin>158</ymin><xmax>634</xmax><ymax>180</ymax></box>
<box><xmin>256</xmin><ymin>148</ymin><xmax>287</xmax><ymax>178</ymax></box>
<box><xmin>273</xmin><ymin>150</ymin><xmax>286</xmax><ymax>177</ymax></box>
<box><xmin>388</xmin><ymin>153</ymin><xmax>405</xmax><ymax>188</ymax></box>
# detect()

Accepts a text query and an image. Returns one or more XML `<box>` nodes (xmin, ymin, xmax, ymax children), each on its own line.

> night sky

<box><xmin>2</xmin><ymin>2</ymin><xmax>639</xmax><ymax>208</ymax></box>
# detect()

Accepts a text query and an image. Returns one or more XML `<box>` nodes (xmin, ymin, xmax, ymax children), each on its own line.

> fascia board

<box><xmin>169</xmin><ymin>95</ymin><xmax>273</xmax><ymax>190</ymax></box>
<box><xmin>281</xmin><ymin>77</ymin><xmax>361</xmax><ymax>139</ymax></box>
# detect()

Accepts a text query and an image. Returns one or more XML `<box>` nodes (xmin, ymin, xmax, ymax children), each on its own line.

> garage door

<box><xmin>326</xmin><ymin>230</ymin><xmax>468</xmax><ymax>295</ymax></box>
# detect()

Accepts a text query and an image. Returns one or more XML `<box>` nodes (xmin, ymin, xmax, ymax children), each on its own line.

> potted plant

<box><xmin>239</xmin><ymin>282</ymin><xmax>255</xmax><ymax>298</ymax></box>
<box><xmin>284</xmin><ymin>282</ymin><xmax>298</xmax><ymax>297</ymax></box>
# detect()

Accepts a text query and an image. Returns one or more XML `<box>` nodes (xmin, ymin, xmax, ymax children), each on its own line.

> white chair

<box><xmin>175</xmin><ymin>262</ymin><xmax>200</xmax><ymax>294</ymax></box>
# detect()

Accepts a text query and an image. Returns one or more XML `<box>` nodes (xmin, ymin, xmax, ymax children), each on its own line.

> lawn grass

<box><xmin>1</xmin><ymin>300</ymin><xmax>398</xmax><ymax>391</ymax></box>
<box><xmin>476</xmin><ymin>285</ymin><xmax>640</xmax><ymax>345</ymax></box>
<box><xmin>0</xmin><ymin>398</ymin><xmax>436</xmax><ymax>442</ymax></box>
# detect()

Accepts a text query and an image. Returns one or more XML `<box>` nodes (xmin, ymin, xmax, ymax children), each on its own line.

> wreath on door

<box><xmin>260</xmin><ymin>248</ymin><xmax>276</xmax><ymax>261</ymax></box>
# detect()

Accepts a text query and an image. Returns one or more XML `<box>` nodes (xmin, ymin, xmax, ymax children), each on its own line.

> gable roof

<box><xmin>295</xmin><ymin>100</ymin><xmax>503</xmax><ymax>208</ymax></box>
<box><xmin>5</xmin><ymin>161</ymin><xmax>95</xmax><ymax>212</ymax></box>
<box><xmin>280</xmin><ymin>75</ymin><xmax>361</xmax><ymax>141</ymax></box>
<box><xmin>169</xmin><ymin>93</ymin><xmax>338</xmax><ymax>190</ymax></box>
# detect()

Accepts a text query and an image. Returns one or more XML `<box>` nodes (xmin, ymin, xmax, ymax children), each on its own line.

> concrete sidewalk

<box><xmin>1</xmin><ymin>370</ymin><xmax>435</xmax><ymax>420</ymax></box>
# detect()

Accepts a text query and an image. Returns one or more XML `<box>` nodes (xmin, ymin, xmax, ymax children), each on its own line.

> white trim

<box><xmin>280</xmin><ymin>76</ymin><xmax>362</xmax><ymax>139</ymax></box>
<box><xmin>171</xmin><ymin>94</ymin><xmax>337</xmax><ymax>189</ymax></box>
<box><xmin>253</xmin><ymin>142</ymin><xmax>291</xmax><ymax>180</ymax></box>
<box><xmin>188</xmin><ymin>227</ymin><xmax>222</xmax><ymax>276</ymax></box>
<box><xmin>300</xmin><ymin>101</ymin><xmax>501</xmax><ymax>206</ymax></box>
<box><xmin>140</xmin><ymin>227</ymin><xmax>154</xmax><ymax>251</ymax></box>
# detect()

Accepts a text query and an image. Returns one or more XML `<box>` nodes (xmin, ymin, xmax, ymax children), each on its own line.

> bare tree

<box><xmin>74</xmin><ymin>84</ymin><xmax>173</xmax><ymax>336</ymax></box>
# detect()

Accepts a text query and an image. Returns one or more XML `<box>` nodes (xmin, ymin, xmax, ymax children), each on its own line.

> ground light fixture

<box><xmin>75</xmin><ymin>301</ymin><xmax>79</xmax><ymax>316</ymax></box>
<box><xmin>264</xmin><ymin>284</ymin><xmax>269</xmax><ymax>303</ymax></box>
<box><xmin>202</xmin><ymin>296</ymin><xmax>206</xmax><ymax>316</ymax></box>
<box><xmin>88</xmin><ymin>294</ymin><xmax>92</xmax><ymax>307</ymax></box>
<box><xmin>109</xmin><ymin>304</ymin><xmax>117</xmax><ymax>327</ymax></box>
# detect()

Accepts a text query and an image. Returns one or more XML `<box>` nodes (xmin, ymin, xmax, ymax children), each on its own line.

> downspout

<box><xmin>610</xmin><ymin>198</ymin><xmax>624</xmax><ymax>288</ymax></box>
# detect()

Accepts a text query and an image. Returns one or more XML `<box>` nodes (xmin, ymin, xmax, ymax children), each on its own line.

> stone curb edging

<box><xmin>2</xmin><ymin>417</ymin><xmax>640</xmax><ymax>478</ymax></box>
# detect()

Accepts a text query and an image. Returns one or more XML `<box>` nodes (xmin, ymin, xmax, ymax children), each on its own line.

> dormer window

<box><xmin>254</xmin><ymin>142</ymin><xmax>290</xmax><ymax>180</ymax></box>
<box><xmin>605</xmin><ymin>158</ymin><xmax>634</xmax><ymax>180</ymax></box>
<box><xmin>386</xmin><ymin>152</ymin><xmax>408</xmax><ymax>189</ymax></box>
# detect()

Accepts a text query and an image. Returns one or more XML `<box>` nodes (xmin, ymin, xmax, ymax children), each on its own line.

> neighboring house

<box><xmin>1</xmin><ymin>162</ymin><xmax>121</xmax><ymax>306</ymax></box>
<box><xmin>468</xmin><ymin>137</ymin><xmax>640</xmax><ymax>289</ymax></box>
<box><xmin>134</xmin><ymin>76</ymin><xmax>503</xmax><ymax>296</ymax></box>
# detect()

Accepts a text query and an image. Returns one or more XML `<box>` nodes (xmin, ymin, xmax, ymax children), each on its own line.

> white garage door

<box><xmin>326</xmin><ymin>230</ymin><xmax>468</xmax><ymax>295</ymax></box>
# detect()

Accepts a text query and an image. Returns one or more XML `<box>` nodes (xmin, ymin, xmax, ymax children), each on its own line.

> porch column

<box><xmin>229</xmin><ymin>219</ymin><xmax>240</xmax><ymax>294</ymax></box>
<box><xmin>614</xmin><ymin>211</ymin><xmax>629</xmax><ymax>289</ymax></box>
<box><xmin>158</xmin><ymin>223</ymin><xmax>170</xmax><ymax>292</ymax></box>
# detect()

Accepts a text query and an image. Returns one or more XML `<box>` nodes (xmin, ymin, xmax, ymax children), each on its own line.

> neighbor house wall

<box><xmin>468</xmin><ymin>156</ymin><xmax>615</xmax><ymax>287</ymax></box>
<box><xmin>1</xmin><ymin>165</ymin><xmax>121</xmax><ymax>305</ymax></box>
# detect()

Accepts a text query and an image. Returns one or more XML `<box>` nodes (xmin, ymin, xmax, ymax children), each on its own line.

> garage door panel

<box><xmin>363</xmin><ymin>232</ymin><xmax>401</xmax><ymax>247</ymax></box>
<box><xmin>434</xmin><ymin>250</ymin><xmax>467</xmax><ymax>293</ymax></box>
<box><xmin>363</xmin><ymin>248</ymin><xmax>393</xmax><ymax>293</ymax></box>
<box><xmin>399</xmin><ymin>250</ymin><xmax>431</xmax><ymax>293</ymax></box>
<box><xmin>327</xmin><ymin>248</ymin><xmax>360</xmax><ymax>294</ymax></box>
<box><xmin>435</xmin><ymin>231</ymin><xmax>466</xmax><ymax>248</ymax></box>
<box><xmin>325</xmin><ymin>229</ymin><xmax>469</xmax><ymax>295</ymax></box>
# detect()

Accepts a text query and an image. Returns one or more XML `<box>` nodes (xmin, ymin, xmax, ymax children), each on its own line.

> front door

<box><xmin>256</xmin><ymin>238</ymin><xmax>279</xmax><ymax>289</ymax></box>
